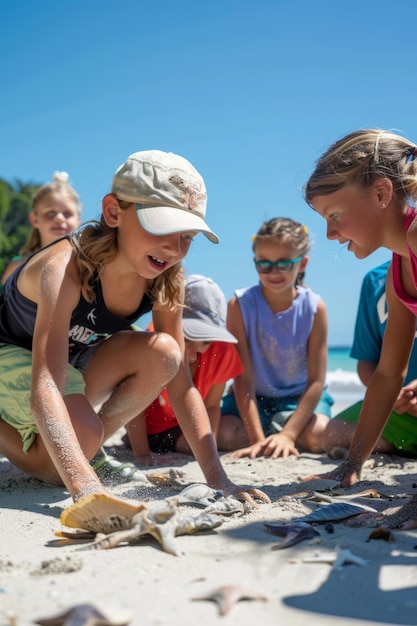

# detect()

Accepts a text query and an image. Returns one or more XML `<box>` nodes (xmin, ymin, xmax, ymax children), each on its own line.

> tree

<box><xmin>0</xmin><ymin>177</ymin><xmax>41</xmax><ymax>277</ymax></box>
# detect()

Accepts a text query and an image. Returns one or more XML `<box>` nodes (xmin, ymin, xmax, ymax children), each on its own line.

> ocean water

<box><xmin>327</xmin><ymin>346</ymin><xmax>365</xmax><ymax>411</ymax></box>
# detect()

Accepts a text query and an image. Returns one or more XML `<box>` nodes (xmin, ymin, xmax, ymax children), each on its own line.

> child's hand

<box><xmin>225</xmin><ymin>433</ymin><xmax>299</xmax><ymax>459</ymax></box>
<box><xmin>303</xmin><ymin>458</ymin><xmax>361</xmax><ymax>488</ymax></box>
<box><xmin>215</xmin><ymin>477</ymin><xmax>270</xmax><ymax>505</ymax></box>
<box><xmin>225</xmin><ymin>441</ymin><xmax>267</xmax><ymax>460</ymax></box>
<box><xmin>394</xmin><ymin>383</ymin><xmax>417</xmax><ymax>416</ymax></box>
<box><xmin>259</xmin><ymin>433</ymin><xmax>299</xmax><ymax>459</ymax></box>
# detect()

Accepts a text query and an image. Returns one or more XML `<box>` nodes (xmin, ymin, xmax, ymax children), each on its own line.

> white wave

<box><xmin>326</xmin><ymin>368</ymin><xmax>363</xmax><ymax>387</ymax></box>
<box><xmin>326</xmin><ymin>369</ymin><xmax>366</xmax><ymax>409</ymax></box>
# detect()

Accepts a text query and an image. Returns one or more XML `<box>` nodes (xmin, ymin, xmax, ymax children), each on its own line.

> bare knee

<box><xmin>145</xmin><ymin>332</ymin><xmax>182</xmax><ymax>383</ymax></box>
<box><xmin>298</xmin><ymin>413</ymin><xmax>330</xmax><ymax>453</ymax></box>
<box><xmin>322</xmin><ymin>418</ymin><xmax>354</xmax><ymax>454</ymax></box>
<box><xmin>217</xmin><ymin>415</ymin><xmax>249</xmax><ymax>451</ymax></box>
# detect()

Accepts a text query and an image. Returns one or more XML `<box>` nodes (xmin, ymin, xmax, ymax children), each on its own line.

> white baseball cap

<box><xmin>111</xmin><ymin>150</ymin><xmax>219</xmax><ymax>243</ymax></box>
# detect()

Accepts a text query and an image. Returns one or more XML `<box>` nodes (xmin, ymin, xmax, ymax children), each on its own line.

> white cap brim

<box><xmin>136</xmin><ymin>205</ymin><xmax>219</xmax><ymax>244</ymax></box>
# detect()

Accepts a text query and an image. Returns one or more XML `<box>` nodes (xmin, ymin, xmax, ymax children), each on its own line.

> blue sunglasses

<box><xmin>254</xmin><ymin>255</ymin><xmax>304</xmax><ymax>274</ymax></box>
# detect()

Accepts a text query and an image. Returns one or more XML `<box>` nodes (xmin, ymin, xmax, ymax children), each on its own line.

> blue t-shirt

<box><xmin>350</xmin><ymin>261</ymin><xmax>417</xmax><ymax>383</ymax></box>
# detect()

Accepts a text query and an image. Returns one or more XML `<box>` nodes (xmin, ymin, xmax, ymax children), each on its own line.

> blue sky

<box><xmin>2</xmin><ymin>0</ymin><xmax>415</xmax><ymax>345</ymax></box>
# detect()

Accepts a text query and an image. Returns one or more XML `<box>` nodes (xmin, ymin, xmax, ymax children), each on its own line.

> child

<box><xmin>304</xmin><ymin>128</ymin><xmax>417</xmax><ymax>528</ymax></box>
<box><xmin>125</xmin><ymin>274</ymin><xmax>248</xmax><ymax>465</ymax></box>
<box><xmin>323</xmin><ymin>261</ymin><xmax>417</xmax><ymax>458</ymax></box>
<box><xmin>1</xmin><ymin>171</ymin><xmax>81</xmax><ymax>284</ymax></box>
<box><xmin>221</xmin><ymin>217</ymin><xmax>333</xmax><ymax>459</ymax></box>
<box><xmin>0</xmin><ymin>150</ymin><xmax>267</xmax><ymax>505</ymax></box>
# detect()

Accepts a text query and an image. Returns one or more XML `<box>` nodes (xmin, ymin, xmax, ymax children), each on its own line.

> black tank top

<box><xmin>0</xmin><ymin>239</ymin><xmax>153</xmax><ymax>363</ymax></box>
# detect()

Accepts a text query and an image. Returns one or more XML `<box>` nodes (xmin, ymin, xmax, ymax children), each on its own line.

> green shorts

<box><xmin>336</xmin><ymin>401</ymin><xmax>417</xmax><ymax>454</ymax></box>
<box><xmin>0</xmin><ymin>343</ymin><xmax>85</xmax><ymax>453</ymax></box>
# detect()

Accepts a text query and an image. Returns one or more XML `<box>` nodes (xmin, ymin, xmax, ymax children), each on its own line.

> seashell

<box><xmin>263</xmin><ymin>521</ymin><xmax>320</xmax><ymax>549</ymax></box>
<box><xmin>166</xmin><ymin>483</ymin><xmax>224</xmax><ymax>507</ymax></box>
<box><xmin>205</xmin><ymin>496</ymin><xmax>245</xmax><ymax>516</ymax></box>
<box><xmin>59</xmin><ymin>496</ymin><xmax>224</xmax><ymax>556</ymax></box>
<box><xmin>294</xmin><ymin>501</ymin><xmax>377</xmax><ymax>523</ymax></box>
<box><xmin>339</xmin><ymin>488</ymin><xmax>392</xmax><ymax>500</ymax></box>
<box><xmin>60</xmin><ymin>494</ymin><xmax>146</xmax><ymax>534</ymax></box>
<box><xmin>60</xmin><ymin>494</ymin><xmax>146</xmax><ymax>533</ymax></box>
<box><xmin>35</xmin><ymin>602</ymin><xmax>131</xmax><ymax>626</ymax></box>
<box><xmin>366</xmin><ymin>527</ymin><xmax>395</xmax><ymax>542</ymax></box>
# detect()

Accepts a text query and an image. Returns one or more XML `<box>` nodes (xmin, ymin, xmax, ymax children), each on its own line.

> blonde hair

<box><xmin>71</xmin><ymin>199</ymin><xmax>184</xmax><ymax>306</ymax></box>
<box><xmin>304</xmin><ymin>129</ymin><xmax>417</xmax><ymax>205</ymax></box>
<box><xmin>22</xmin><ymin>172</ymin><xmax>81</xmax><ymax>255</ymax></box>
<box><xmin>252</xmin><ymin>217</ymin><xmax>310</xmax><ymax>286</ymax></box>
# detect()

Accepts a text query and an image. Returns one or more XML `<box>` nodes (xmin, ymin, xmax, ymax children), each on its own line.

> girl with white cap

<box><xmin>0</xmin><ymin>150</ymin><xmax>268</xmax><ymax>506</ymax></box>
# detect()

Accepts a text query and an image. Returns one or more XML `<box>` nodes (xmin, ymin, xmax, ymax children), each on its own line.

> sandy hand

<box><xmin>302</xmin><ymin>458</ymin><xmax>361</xmax><ymax>488</ymax></box>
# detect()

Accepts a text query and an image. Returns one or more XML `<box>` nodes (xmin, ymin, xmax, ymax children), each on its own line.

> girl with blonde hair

<box><xmin>1</xmin><ymin>171</ymin><xmax>81</xmax><ymax>283</ymax></box>
<box><xmin>0</xmin><ymin>150</ymin><xmax>267</xmax><ymax>506</ymax></box>
<box><xmin>305</xmin><ymin>128</ymin><xmax>417</xmax><ymax>528</ymax></box>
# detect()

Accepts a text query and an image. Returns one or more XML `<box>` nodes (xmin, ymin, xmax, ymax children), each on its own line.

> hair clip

<box><xmin>406</xmin><ymin>147</ymin><xmax>417</xmax><ymax>163</ymax></box>
<box><xmin>251</xmin><ymin>235</ymin><xmax>257</xmax><ymax>241</ymax></box>
<box><xmin>303</xmin><ymin>225</ymin><xmax>308</xmax><ymax>233</ymax></box>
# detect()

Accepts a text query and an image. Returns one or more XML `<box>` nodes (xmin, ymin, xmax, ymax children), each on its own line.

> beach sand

<box><xmin>1</xmin><ymin>399</ymin><xmax>417</xmax><ymax>626</ymax></box>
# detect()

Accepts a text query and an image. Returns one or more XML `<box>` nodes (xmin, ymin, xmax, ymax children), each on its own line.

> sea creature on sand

<box><xmin>192</xmin><ymin>584</ymin><xmax>267</xmax><ymax>616</ymax></box>
<box><xmin>366</xmin><ymin>527</ymin><xmax>395</xmax><ymax>542</ymax></box>
<box><xmin>263</xmin><ymin>521</ymin><xmax>320</xmax><ymax>549</ymax></box>
<box><xmin>166</xmin><ymin>483</ymin><xmax>224</xmax><ymax>507</ymax></box>
<box><xmin>166</xmin><ymin>483</ymin><xmax>246</xmax><ymax>515</ymax></box>
<box><xmin>57</xmin><ymin>493</ymin><xmax>223</xmax><ymax>556</ymax></box>
<box><xmin>302</xmin><ymin>548</ymin><xmax>368</xmax><ymax>571</ymax></box>
<box><xmin>35</xmin><ymin>603</ymin><xmax>131</xmax><ymax>626</ymax></box>
<box><xmin>293</xmin><ymin>501</ymin><xmax>377</xmax><ymax>524</ymax></box>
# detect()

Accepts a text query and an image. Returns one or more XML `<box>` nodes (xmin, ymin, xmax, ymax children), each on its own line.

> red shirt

<box><xmin>145</xmin><ymin>341</ymin><xmax>244</xmax><ymax>435</ymax></box>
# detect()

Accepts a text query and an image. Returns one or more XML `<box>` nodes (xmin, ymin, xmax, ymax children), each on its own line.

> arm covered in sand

<box><xmin>26</xmin><ymin>242</ymin><xmax>105</xmax><ymax>500</ymax></box>
<box><xmin>306</xmin><ymin>275</ymin><xmax>416</xmax><ymax>487</ymax></box>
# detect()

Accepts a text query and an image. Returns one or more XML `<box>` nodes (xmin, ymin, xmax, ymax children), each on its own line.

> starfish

<box><xmin>263</xmin><ymin>521</ymin><xmax>320</xmax><ymax>549</ymax></box>
<box><xmin>192</xmin><ymin>585</ymin><xmax>267</xmax><ymax>616</ymax></box>
<box><xmin>302</xmin><ymin>548</ymin><xmax>368</xmax><ymax>571</ymax></box>
<box><xmin>35</xmin><ymin>603</ymin><xmax>131</xmax><ymax>626</ymax></box>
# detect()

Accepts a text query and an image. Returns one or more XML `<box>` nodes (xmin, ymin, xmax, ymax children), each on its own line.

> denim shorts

<box><xmin>0</xmin><ymin>343</ymin><xmax>85</xmax><ymax>453</ymax></box>
<box><xmin>221</xmin><ymin>389</ymin><xmax>334</xmax><ymax>436</ymax></box>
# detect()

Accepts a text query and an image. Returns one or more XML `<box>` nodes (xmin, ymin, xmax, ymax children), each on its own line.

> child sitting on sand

<box><xmin>323</xmin><ymin>260</ymin><xmax>417</xmax><ymax>458</ymax></box>
<box><xmin>305</xmin><ymin>128</ymin><xmax>417</xmax><ymax>528</ymax></box>
<box><xmin>1</xmin><ymin>171</ymin><xmax>81</xmax><ymax>284</ymax></box>
<box><xmin>0</xmin><ymin>149</ymin><xmax>267</xmax><ymax>505</ymax></box>
<box><xmin>124</xmin><ymin>274</ymin><xmax>249</xmax><ymax>465</ymax></box>
<box><xmin>221</xmin><ymin>217</ymin><xmax>334</xmax><ymax>459</ymax></box>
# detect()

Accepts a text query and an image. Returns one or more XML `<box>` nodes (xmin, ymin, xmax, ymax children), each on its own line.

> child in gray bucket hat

<box><xmin>0</xmin><ymin>150</ymin><xmax>268</xmax><ymax>506</ymax></box>
<box><xmin>125</xmin><ymin>274</ymin><xmax>250</xmax><ymax>463</ymax></box>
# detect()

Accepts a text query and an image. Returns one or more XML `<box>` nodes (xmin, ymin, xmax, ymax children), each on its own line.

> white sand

<box><xmin>1</xmin><ymin>416</ymin><xmax>417</xmax><ymax>626</ymax></box>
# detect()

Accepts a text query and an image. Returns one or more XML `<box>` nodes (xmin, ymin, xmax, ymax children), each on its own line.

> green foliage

<box><xmin>0</xmin><ymin>177</ymin><xmax>41</xmax><ymax>277</ymax></box>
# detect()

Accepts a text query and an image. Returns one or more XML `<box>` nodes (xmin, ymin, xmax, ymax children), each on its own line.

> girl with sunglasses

<box><xmin>222</xmin><ymin>217</ymin><xmax>334</xmax><ymax>459</ymax></box>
